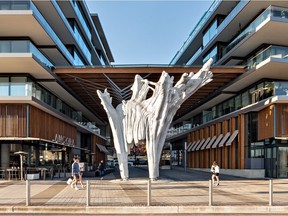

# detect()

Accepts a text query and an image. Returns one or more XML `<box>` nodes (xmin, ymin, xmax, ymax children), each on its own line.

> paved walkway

<box><xmin>0</xmin><ymin>166</ymin><xmax>288</xmax><ymax>215</ymax></box>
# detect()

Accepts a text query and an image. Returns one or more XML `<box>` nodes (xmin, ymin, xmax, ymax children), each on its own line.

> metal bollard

<box><xmin>209</xmin><ymin>180</ymin><xmax>213</xmax><ymax>206</ymax></box>
<box><xmin>147</xmin><ymin>179</ymin><xmax>151</xmax><ymax>206</ymax></box>
<box><xmin>86</xmin><ymin>180</ymin><xmax>90</xmax><ymax>206</ymax></box>
<box><xmin>269</xmin><ymin>179</ymin><xmax>273</xmax><ymax>206</ymax></box>
<box><xmin>26</xmin><ymin>180</ymin><xmax>30</xmax><ymax>206</ymax></box>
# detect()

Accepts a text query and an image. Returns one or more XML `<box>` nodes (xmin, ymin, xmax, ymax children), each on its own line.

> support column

<box><xmin>1</xmin><ymin>144</ymin><xmax>10</xmax><ymax>168</ymax></box>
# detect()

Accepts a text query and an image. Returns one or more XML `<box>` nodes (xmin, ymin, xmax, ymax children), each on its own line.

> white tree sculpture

<box><xmin>97</xmin><ymin>58</ymin><xmax>213</xmax><ymax>180</ymax></box>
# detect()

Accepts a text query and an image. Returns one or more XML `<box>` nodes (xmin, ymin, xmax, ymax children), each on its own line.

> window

<box><xmin>10</xmin><ymin>77</ymin><xmax>27</xmax><ymax>96</ymax></box>
<box><xmin>203</xmin><ymin>46</ymin><xmax>217</xmax><ymax>64</ymax></box>
<box><xmin>203</xmin><ymin>19</ymin><xmax>217</xmax><ymax>47</ymax></box>
<box><xmin>0</xmin><ymin>77</ymin><xmax>9</xmax><ymax>96</ymax></box>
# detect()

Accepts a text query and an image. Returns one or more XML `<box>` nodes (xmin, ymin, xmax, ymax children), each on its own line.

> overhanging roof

<box><xmin>54</xmin><ymin>66</ymin><xmax>246</xmax><ymax>124</ymax></box>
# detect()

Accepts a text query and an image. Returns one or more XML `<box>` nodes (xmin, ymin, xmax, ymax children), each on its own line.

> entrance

<box><xmin>278</xmin><ymin>147</ymin><xmax>288</xmax><ymax>178</ymax></box>
<box><xmin>265</xmin><ymin>146</ymin><xmax>288</xmax><ymax>178</ymax></box>
<box><xmin>265</xmin><ymin>147</ymin><xmax>277</xmax><ymax>178</ymax></box>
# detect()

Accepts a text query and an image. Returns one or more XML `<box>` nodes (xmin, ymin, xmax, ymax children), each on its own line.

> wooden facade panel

<box><xmin>0</xmin><ymin>104</ymin><xmax>27</xmax><ymax>137</ymax></box>
<box><xmin>91</xmin><ymin>134</ymin><xmax>107</xmax><ymax>164</ymax></box>
<box><xmin>239</xmin><ymin>114</ymin><xmax>245</xmax><ymax>169</ymax></box>
<box><xmin>29</xmin><ymin>106</ymin><xmax>77</xmax><ymax>142</ymax></box>
<box><xmin>187</xmin><ymin>114</ymin><xmax>243</xmax><ymax>170</ymax></box>
<box><xmin>275</xmin><ymin>104</ymin><xmax>288</xmax><ymax>137</ymax></box>
<box><xmin>258</xmin><ymin>105</ymin><xmax>274</xmax><ymax>140</ymax></box>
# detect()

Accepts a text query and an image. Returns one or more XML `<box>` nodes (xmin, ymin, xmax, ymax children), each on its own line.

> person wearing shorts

<box><xmin>71</xmin><ymin>156</ymin><xmax>80</xmax><ymax>190</ymax></box>
<box><xmin>211</xmin><ymin>161</ymin><xmax>220</xmax><ymax>186</ymax></box>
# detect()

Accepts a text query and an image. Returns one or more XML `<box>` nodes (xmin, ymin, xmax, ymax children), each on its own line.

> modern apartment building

<box><xmin>169</xmin><ymin>0</ymin><xmax>288</xmax><ymax>178</ymax></box>
<box><xmin>0</xmin><ymin>0</ymin><xmax>113</xmax><ymax>174</ymax></box>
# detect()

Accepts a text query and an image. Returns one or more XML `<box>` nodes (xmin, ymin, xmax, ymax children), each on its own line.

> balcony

<box><xmin>220</xmin><ymin>6</ymin><xmax>288</xmax><ymax>65</ymax></box>
<box><xmin>0</xmin><ymin>0</ymin><xmax>74</xmax><ymax>66</ymax></box>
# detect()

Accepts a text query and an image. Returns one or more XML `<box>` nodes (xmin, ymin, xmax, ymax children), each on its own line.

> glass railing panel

<box><xmin>223</xmin><ymin>6</ymin><xmax>288</xmax><ymax>57</ymax></box>
<box><xmin>0</xmin><ymin>1</ymin><xmax>30</xmax><ymax>10</ymax></box>
<box><xmin>274</xmin><ymin>81</ymin><xmax>288</xmax><ymax>96</ymax></box>
<box><xmin>245</xmin><ymin>46</ymin><xmax>288</xmax><ymax>69</ymax></box>
<box><xmin>271</xmin><ymin>6</ymin><xmax>288</xmax><ymax>19</ymax></box>
<box><xmin>0</xmin><ymin>82</ymin><xmax>9</xmax><ymax>96</ymax></box>
<box><xmin>30</xmin><ymin>1</ymin><xmax>74</xmax><ymax>65</ymax></box>
<box><xmin>0</xmin><ymin>40</ymin><xmax>29</xmax><ymax>53</ymax></box>
<box><xmin>216</xmin><ymin>0</ymin><xmax>249</xmax><ymax>37</ymax></box>
<box><xmin>29</xmin><ymin>42</ymin><xmax>53</xmax><ymax>68</ymax></box>
<box><xmin>186</xmin><ymin>46</ymin><xmax>202</xmax><ymax>65</ymax></box>
<box><xmin>0</xmin><ymin>40</ymin><xmax>53</xmax><ymax>68</ymax></box>
<box><xmin>10</xmin><ymin>82</ymin><xmax>33</xmax><ymax>96</ymax></box>
<box><xmin>223</xmin><ymin>7</ymin><xmax>271</xmax><ymax>55</ymax></box>
<box><xmin>170</xmin><ymin>0</ymin><xmax>221</xmax><ymax>64</ymax></box>
<box><xmin>74</xmin><ymin>25</ymin><xmax>92</xmax><ymax>64</ymax></box>
<box><xmin>71</xmin><ymin>0</ymin><xmax>92</xmax><ymax>41</ymax></box>
<box><xmin>73</xmin><ymin>51</ymin><xmax>85</xmax><ymax>66</ymax></box>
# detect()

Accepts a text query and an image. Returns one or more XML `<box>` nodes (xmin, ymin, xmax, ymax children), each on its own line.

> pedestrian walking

<box><xmin>98</xmin><ymin>160</ymin><xmax>105</xmax><ymax>177</ymax></box>
<box><xmin>211</xmin><ymin>161</ymin><xmax>220</xmax><ymax>186</ymax></box>
<box><xmin>71</xmin><ymin>156</ymin><xmax>80</xmax><ymax>190</ymax></box>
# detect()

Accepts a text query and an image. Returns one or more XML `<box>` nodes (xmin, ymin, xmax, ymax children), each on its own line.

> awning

<box><xmin>212</xmin><ymin>134</ymin><xmax>223</xmax><ymax>148</ymax></box>
<box><xmin>196</xmin><ymin>138</ymin><xmax>206</xmax><ymax>151</ymax></box>
<box><xmin>192</xmin><ymin>140</ymin><xmax>201</xmax><ymax>151</ymax></box>
<box><xmin>201</xmin><ymin>137</ymin><xmax>211</xmax><ymax>150</ymax></box>
<box><xmin>226</xmin><ymin>130</ymin><xmax>239</xmax><ymax>146</ymax></box>
<box><xmin>218</xmin><ymin>132</ymin><xmax>230</xmax><ymax>147</ymax></box>
<box><xmin>186</xmin><ymin>142</ymin><xmax>193</xmax><ymax>151</ymax></box>
<box><xmin>187</xmin><ymin>141</ymin><xmax>196</xmax><ymax>152</ymax></box>
<box><xmin>96</xmin><ymin>144</ymin><xmax>110</xmax><ymax>154</ymax></box>
<box><xmin>206</xmin><ymin>136</ymin><xmax>217</xmax><ymax>149</ymax></box>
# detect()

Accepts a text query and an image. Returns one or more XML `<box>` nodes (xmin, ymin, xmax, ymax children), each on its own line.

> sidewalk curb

<box><xmin>2</xmin><ymin>205</ymin><xmax>288</xmax><ymax>214</ymax></box>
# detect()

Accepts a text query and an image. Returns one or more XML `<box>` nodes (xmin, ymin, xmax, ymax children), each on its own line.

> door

<box><xmin>278</xmin><ymin>147</ymin><xmax>288</xmax><ymax>178</ymax></box>
<box><xmin>265</xmin><ymin>147</ymin><xmax>277</xmax><ymax>178</ymax></box>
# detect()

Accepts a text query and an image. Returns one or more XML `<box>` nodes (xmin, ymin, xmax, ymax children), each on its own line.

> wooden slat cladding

<box><xmin>258</xmin><ymin>105</ymin><xmax>274</xmax><ymax>140</ymax></box>
<box><xmin>275</xmin><ymin>104</ymin><xmax>288</xmax><ymax>137</ymax></box>
<box><xmin>29</xmin><ymin>106</ymin><xmax>77</xmax><ymax>141</ymax></box>
<box><xmin>188</xmin><ymin>115</ymin><xmax>243</xmax><ymax>169</ymax></box>
<box><xmin>91</xmin><ymin>135</ymin><xmax>107</xmax><ymax>164</ymax></box>
<box><xmin>0</xmin><ymin>104</ymin><xmax>27</xmax><ymax>137</ymax></box>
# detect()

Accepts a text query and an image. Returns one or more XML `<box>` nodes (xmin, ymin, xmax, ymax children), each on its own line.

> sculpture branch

<box><xmin>97</xmin><ymin>58</ymin><xmax>213</xmax><ymax>180</ymax></box>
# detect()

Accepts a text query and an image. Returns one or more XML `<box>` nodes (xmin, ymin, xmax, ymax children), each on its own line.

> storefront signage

<box><xmin>53</xmin><ymin>134</ymin><xmax>75</xmax><ymax>146</ymax></box>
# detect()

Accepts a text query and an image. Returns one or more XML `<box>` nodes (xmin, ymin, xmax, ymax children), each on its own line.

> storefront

<box><xmin>0</xmin><ymin>103</ymin><xmax>108</xmax><ymax>172</ymax></box>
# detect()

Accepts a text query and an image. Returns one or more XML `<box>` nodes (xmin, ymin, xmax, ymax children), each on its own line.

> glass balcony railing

<box><xmin>223</xmin><ymin>6</ymin><xmax>288</xmax><ymax>56</ymax></box>
<box><xmin>29</xmin><ymin>1</ymin><xmax>75</xmax><ymax>65</ymax></box>
<box><xmin>170</xmin><ymin>0</ymin><xmax>221</xmax><ymax>65</ymax></box>
<box><xmin>74</xmin><ymin>25</ymin><xmax>92</xmax><ymax>64</ymax></box>
<box><xmin>245</xmin><ymin>45</ymin><xmax>288</xmax><ymax>69</ymax></box>
<box><xmin>213</xmin><ymin>0</ymin><xmax>249</xmax><ymax>44</ymax></box>
<box><xmin>0</xmin><ymin>1</ymin><xmax>30</xmax><ymax>10</ymax></box>
<box><xmin>71</xmin><ymin>0</ymin><xmax>92</xmax><ymax>41</ymax></box>
<box><xmin>0</xmin><ymin>40</ymin><xmax>53</xmax><ymax>68</ymax></box>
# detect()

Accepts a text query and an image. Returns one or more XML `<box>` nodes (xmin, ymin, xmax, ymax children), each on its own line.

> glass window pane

<box><xmin>0</xmin><ymin>77</ymin><xmax>9</xmax><ymax>96</ymax></box>
<box><xmin>10</xmin><ymin>77</ymin><xmax>26</xmax><ymax>96</ymax></box>
<box><xmin>0</xmin><ymin>41</ymin><xmax>11</xmax><ymax>52</ymax></box>
<box><xmin>11</xmin><ymin>41</ymin><xmax>29</xmax><ymax>53</ymax></box>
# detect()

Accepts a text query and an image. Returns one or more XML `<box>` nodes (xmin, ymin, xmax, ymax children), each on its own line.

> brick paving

<box><xmin>0</xmin><ymin>166</ymin><xmax>287</xmax><ymax>214</ymax></box>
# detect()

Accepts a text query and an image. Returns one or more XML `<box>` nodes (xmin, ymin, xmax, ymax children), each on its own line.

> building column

<box><xmin>1</xmin><ymin>144</ymin><xmax>10</xmax><ymax>168</ymax></box>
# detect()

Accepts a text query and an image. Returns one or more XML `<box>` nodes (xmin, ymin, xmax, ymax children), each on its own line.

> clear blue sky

<box><xmin>86</xmin><ymin>0</ymin><xmax>213</xmax><ymax>65</ymax></box>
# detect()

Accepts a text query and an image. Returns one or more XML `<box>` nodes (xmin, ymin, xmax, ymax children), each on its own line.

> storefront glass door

<box><xmin>265</xmin><ymin>147</ymin><xmax>277</xmax><ymax>178</ymax></box>
<box><xmin>278</xmin><ymin>147</ymin><xmax>288</xmax><ymax>178</ymax></box>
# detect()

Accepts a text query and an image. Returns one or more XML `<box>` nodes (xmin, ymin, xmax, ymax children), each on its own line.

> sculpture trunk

<box><xmin>97</xmin><ymin>58</ymin><xmax>213</xmax><ymax>180</ymax></box>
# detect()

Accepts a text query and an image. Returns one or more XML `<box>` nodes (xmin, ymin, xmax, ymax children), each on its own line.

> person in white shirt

<box><xmin>211</xmin><ymin>161</ymin><xmax>220</xmax><ymax>186</ymax></box>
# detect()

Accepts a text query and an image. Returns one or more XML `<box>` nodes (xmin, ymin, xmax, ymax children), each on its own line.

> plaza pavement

<box><xmin>0</xmin><ymin>166</ymin><xmax>287</xmax><ymax>215</ymax></box>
